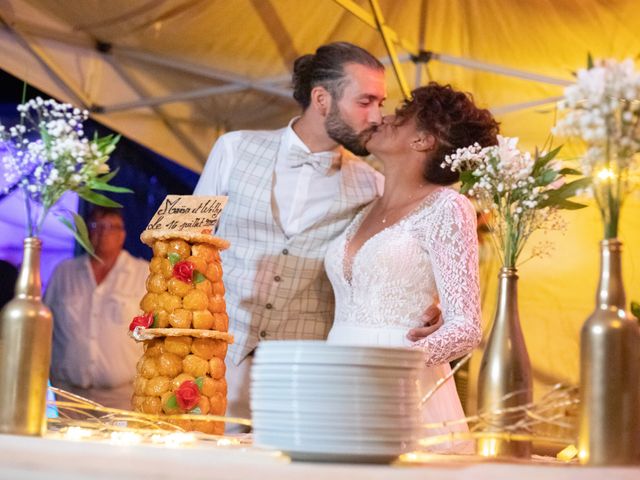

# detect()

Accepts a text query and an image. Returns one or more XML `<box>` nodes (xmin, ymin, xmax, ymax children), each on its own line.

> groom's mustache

<box><xmin>360</xmin><ymin>125</ymin><xmax>378</xmax><ymax>145</ymax></box>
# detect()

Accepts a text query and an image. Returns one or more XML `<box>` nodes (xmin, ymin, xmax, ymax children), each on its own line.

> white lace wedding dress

<box><xmin>324</xmin><ymin>187</ymin><xmax>482</xmax><ymax>452</ymax></box>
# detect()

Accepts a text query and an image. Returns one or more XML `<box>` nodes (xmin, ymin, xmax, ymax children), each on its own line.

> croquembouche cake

<box><xmin>129</xmin><ymin>229</ymin><xmax>232</xmax><ymax>435</ymax></box>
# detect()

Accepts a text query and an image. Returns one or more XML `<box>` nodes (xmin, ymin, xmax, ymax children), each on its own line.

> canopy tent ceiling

<box><xmin>0</xmin><ymin>0</ymin><xmax>638</xmax><ymax>172</ymax></box>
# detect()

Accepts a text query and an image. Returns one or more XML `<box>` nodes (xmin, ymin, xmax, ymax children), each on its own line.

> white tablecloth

<box><xmin>0</xmin><ymin>434</ymin><xmax>638</xmax><ymax>480</ymax></box>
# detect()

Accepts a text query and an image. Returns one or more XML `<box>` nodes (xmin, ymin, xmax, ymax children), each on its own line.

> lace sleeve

<box><xmin>412</xmin><ymin>193</ymin><xmax>482</xmax><ymax>365</ymax></box>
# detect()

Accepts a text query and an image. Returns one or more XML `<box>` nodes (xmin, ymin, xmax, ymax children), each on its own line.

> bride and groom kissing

<box><xmin>195</xmin><ymin>41</ymin><xmax>499</xmax><ymax>446</ymax></box>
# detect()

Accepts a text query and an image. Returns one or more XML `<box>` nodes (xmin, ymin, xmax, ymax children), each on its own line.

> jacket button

<box><xmin>274</xmin><ymin>275</ymin><xmax>281</xmax><ymax>282</ymax></box>
<box><xmin>265</xmin><ymin>303</ymin><xmax>273</xmax><ymax>309</ymax></box>
<box><xmin>282</xmin><ymin>249</ymin><xmax>289</xmax><ymax>255</ymax></box>
<box><xmin>260</xmin><ymin>330</ymin><xmax>267</xmax><ymax>338</ymax></box>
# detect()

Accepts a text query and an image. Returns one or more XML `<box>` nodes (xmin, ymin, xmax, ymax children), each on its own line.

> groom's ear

<box><xmin>411</xmin><ymin>133</ymin><xmax>436</xmax><ymax>152</ymax></box>
<box><xmin>311</xmin><ymin>86</ymin><xmax>331</xmax><ymax>116</ymax></box>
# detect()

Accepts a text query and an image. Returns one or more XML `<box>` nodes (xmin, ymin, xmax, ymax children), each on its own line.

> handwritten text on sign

<box><xmin>145</xmin><ymin>195</ymin><xmax>228</xmax><ymax>233</ymax></box>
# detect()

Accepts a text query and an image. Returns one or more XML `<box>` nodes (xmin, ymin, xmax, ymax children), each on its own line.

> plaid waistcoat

<box><xmin>217</xmin><ymin>128</ymin><xmax>380</xmax><ymax>364</ymax></box>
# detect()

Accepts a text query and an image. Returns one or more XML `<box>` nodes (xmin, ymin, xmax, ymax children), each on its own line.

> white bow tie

<box><xmin>288</xmin><ymin>145</ymin><xmax>341</xmax><ymax>175</ymax></box>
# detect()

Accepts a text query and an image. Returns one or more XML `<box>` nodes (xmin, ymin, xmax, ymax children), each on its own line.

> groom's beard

<box><xmin>325</xmin><ymin>103</ymin><xmax>376</xmax><ymax>156</ymax></box>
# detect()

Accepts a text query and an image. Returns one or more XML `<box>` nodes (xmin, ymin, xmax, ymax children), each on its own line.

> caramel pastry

<box><xmin>163</xmin><ymin>336</ymin><xmax>192</xmax><ymax>357</ymax></box>
<box><xmin>145</xmin><ymin>376</ymin><xmax>171</xmax><ymax>396</ymax></box>
<box><xmin>183</xmin><ymin>354</ymin><xmax>209</xmax><ymax>377</ymax></box>
<box><xmin>157</xmin><ymin>352</ymin><xmax>183</xmax><ymax>377</ymax></box>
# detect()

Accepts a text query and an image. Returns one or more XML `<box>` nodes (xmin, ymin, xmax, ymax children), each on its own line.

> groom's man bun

<box><xmin>292</xmin><ymin>42</ymin><xmax>384</xmax><ymax>110</ymax></box>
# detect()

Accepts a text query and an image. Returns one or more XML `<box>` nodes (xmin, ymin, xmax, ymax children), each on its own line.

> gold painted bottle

<box><xmin>578</xmin><ymin>239</ymin><xmax>640</xmax><ymax>465</ymax></box>
<box><xmin>477</xmin><ymin>267</ymin><xmax>532</xmax><ymax>458</ymax></box>
<box><xmin>0</xmin><ymin>237</ymin><xmax>53</xmax><ymax>436</ymax></box>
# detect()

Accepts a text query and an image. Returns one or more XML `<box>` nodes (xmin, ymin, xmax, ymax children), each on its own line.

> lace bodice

<box><xmin>324</xmin><ymin>187</ymin><xmax>482</xmax><ymax>365</ymax></box>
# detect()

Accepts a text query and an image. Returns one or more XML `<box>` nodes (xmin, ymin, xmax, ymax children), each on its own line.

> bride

<box><xmin>324</xmin><ymin>83</ymin><xmax>499</xmax><ymax>451</ymax></box>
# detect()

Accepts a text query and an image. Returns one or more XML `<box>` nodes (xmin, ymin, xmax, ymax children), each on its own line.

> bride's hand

<box><xmin>406</xmin><ymin>304</ymin><xmax>443</xmax><ymax>341</ymax></box>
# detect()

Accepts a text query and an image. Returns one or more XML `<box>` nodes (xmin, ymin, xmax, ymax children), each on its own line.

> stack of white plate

<box><xmin>251</xmin><ymin>340</ymin><xmax>425</xmax><ymax>463</ymax></box>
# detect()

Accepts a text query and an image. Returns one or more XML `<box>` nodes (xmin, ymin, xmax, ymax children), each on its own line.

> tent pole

<box><xmin>0</xmin><ymin>16</ymin><xmax>92</xmax><ymax>108</ymax></box>
<box><xmin>432</xmin><ymin>52</ymin><xmax>572</xmax><ymax>87</ymax></box>
<box><xmin>332</xmin><ymin>1</ymin><xmax>572</xmax><ymax>87</ymax></box>
<box><xmin>100</xmin><ymin>84</ymin><xmax>247</xmax><ymax>113</ymax></box>
<box><xmin>414</xmin><ymin>0</ymin><xmax>429</xmax><ymax>88</ymax></box>
<box><xmin>368</xmin><ymin>0</ymin><xmax>411</xmax><ymax>99</ymax></box>
<box><xmin>490</xmin><ymin>95</ymin><xmax>563</xmax><ymax>115</ymax></box>
<box><xmin>113</xmin><ymin>47</ymin><xmax>293</xmax><ymax>100</ymax></box>
<box><xmin>102</xmin><ymin>54</ymin><xmax>208</xmax><ymax>165</ymax></box>
<box><xmin>332</xmin><ymin>0</ymin><xmax>419</xmax><ymax>56</ymax></box>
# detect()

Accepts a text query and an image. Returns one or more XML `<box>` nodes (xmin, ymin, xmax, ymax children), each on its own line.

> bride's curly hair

<box><xmin>395</xmin><ymin>83</ymin><xmax>499</xmax><ymax>185</ymax></box>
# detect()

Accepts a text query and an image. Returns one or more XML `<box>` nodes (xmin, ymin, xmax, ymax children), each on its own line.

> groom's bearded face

<box><xmin>324</xmin><ymin>101</ymin><xmax>377</xmax><ymax>156</ymax></box>
<box><xmin>322</xmin><ymin>64</ymin><xmax>386</xmax><ymax>156</ymax></box>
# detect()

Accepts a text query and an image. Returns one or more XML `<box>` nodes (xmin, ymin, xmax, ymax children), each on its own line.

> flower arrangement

<box><xmin>442</xmin><ymin>135</ymin><xmax>590</xmax><ymax>268</ymax></box>
<box><xmin>0</xmin><ymin>97</ymin><xmax>126</xmax><ymax>254</ymax></box>
<box><xmin>553</xmin><ymin>57</ymin><xmax>640</xmax><ymax>239</ymax></box>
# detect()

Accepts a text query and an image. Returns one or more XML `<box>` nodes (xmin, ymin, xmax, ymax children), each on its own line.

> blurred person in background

<box><xmin>44</xmin><ymin>206</ymin><xmax>148</xmax><ymax>410</ymax></box>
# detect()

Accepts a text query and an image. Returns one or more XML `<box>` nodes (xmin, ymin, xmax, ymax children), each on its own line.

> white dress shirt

<box><xmin>194</xmin><ymin>119</ymin><xmax>384</xmax><ymax>237</ymax></box>
<box><xmin>45</xmin><ymin>251</ymin><xmax>149</xmax><ymax>389</ymax></box>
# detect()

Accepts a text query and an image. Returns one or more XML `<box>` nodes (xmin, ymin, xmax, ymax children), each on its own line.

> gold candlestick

<box><xmin>0</xmin><ymin>237</ymin><xmax>53</xmax><ymax>436</ymax></box>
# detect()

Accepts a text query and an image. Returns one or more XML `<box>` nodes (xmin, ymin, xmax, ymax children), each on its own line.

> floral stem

<box><xmin>22</xmin><ymin>185</ymin><xmax>34</xmax><ymax>237</ymax></box>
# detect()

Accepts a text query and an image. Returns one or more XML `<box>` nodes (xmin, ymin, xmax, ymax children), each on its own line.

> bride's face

<box><xmin>365</xmin><ymin>114</ymin><xmax>420</xmax><ymax>157</ymax></box>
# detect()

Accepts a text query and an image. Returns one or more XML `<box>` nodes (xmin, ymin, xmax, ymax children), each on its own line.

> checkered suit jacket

<box><xmin>216</xmin><ymin>128</ymin><xmax>380</xmax><ymax>363</ymax></box>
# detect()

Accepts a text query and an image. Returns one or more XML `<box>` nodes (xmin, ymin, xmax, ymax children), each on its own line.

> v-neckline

<box><xmin>341</xmin><ymin>186</ymin><xmax>444</xmax><ymax>284</ymax></box>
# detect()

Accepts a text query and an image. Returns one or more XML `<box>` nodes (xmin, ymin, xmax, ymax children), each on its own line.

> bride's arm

<box><xmin>412</xmin><ymin>193</ymin><xmax>482</xmax><ymax>365</ymax></box>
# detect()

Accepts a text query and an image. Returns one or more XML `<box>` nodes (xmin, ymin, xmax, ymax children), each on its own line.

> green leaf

<box><xmin>194</xmin><ymin>376</ymin><xmax>204</xmax><ymax>391</ymax></box>
<box><xmin>76</xmin><ymin>188</ymin><xmax>122</xmax><ymax>208</ymax></box>
<box><xmin>540</xmin><ymin>145</ymin><xmax>563</xmax><ymax>163</ymax></box>
<box><xmin>152</xmin><ymin>313</ymin><xmax>159</xmax><ymax>328</ymax></box>
<box><xmin>194</xmin><ymin>271</ymin><xmax>205</xmax><ymax>284</ymax></box>
<box><xmin>459</xmin><ymin>170</ymin><xmax>476</xmax><ymax>184</ymax></box>
<box><xmin>558</xmin><ymin>167</ymin><xmax>582</xmax><ymax>176</ymax></box>
<box><xmin>537</xmin><ymin>169</ymin><xmax>558</xmax><ymax>186</ymax></box>
<box><xmin>533</xmin><ymin>145</ymin><xmax>562</xmax><ymax>175</ymax></box>
<box><xmin>587</xmin><ymin>52</ymin><xmax>594</xmax><ymax>69</ymax></box>
<box><xmin>88</xmin><ymin>180</ymin><xmax>132</xmax><ymax>193</ymax></box>
<box><xmin>58</xmin><ymin>215</ymin><xmax>97</xmax><ymax>259</ymax></box>
<box><xmin>165</xmin><ymin>394</ymin><xmax>177</xmax><ymax>410</ymax></box>
<box><xmin>631</xmin><ymin>302</ymin><xmax>640</xmax><ymax>321</ymax></box>
<box><xmin>537</xmin><ymin>177</ymin><xmax>591</xmax><ymax>208</ymax></box>
<box><xmin>556</xmin><ymin>177</ymin><xmax>592</xmax><ymax>197</ymax></box>
<box><xmin>556</xmin><ymin>199</ymin><xmax>588</xmax><ymax>210</ymax></box>
<box><xmin>95</xmin><ymin>167</ymin><xmax>120</xmax><ymax>184</ymax></box>
<box><xmin>73</xmin><ymin>212</ymin><xmax>90</xmax><ymax>243</ymax></box>
<box><xmin>168</xmin><ymin>252</ymin><xmax>181</xmax><ymax>266</ymax></box>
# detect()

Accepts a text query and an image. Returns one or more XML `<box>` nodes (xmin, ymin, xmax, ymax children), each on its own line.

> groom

<box><xmin>194</xmin><ymin>42</ymin><xmax>441</xmax><ymax>429</ymax></box>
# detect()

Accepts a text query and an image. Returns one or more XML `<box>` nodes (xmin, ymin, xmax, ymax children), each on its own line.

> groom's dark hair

<box><xmin>292</xmin><ymin>42</ymin><xmax>384</xmax><ymax>110</ymax></box>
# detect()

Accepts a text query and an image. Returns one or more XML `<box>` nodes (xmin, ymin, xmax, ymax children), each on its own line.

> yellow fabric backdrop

<box><xmin>0</xmin><ymin>0</ymin><xmax>638</xmax><ymax>412</ymax></box>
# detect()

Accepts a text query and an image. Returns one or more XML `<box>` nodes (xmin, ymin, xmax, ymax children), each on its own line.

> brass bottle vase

<box><xmin>578</xmin><ymin>239</ymin><xmax>640</xmax><ymax>465</ymax></box>
<box><xmin>0</xmin><ymin>237</ymin><xmax>53</xmax><ymax>436</ymax></box>
<box><xmin>477</xmin><ymin>267</ymin><xmax>532</xmax><ymax>458</ymax></box>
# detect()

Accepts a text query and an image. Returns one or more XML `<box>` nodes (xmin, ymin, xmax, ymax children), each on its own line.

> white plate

<box><xmin>253</xmin><ymin>423</ymin><xmax>424</xmax><ymax>442</ymax></box>
<box><xmin>255</xmin><ymin>430</ymin><xmax>418</xmax><ymax>450</ymax></box>
<box><xmin>255</xmin><ymin>341</ymin><xmax>423</xmax><ymax>369</ymax></box>
<box><xmin>254</xmin><ymin>431</ymin><xmax>417</xmax><ymax>463</ymax></box>
<box><xmin>251</xmin><ymin>386</ymin><xmax>420</xmax><ymax>400</ymax></box>
<box><xmin>252</xmin><ymin>411</ymin><xmax>422</xmax><ymax>429</ymax></box>
<box><xmin>251</xmin><ymin>394</ymin><xmax>421</xmax><ymax>411</ymax></box>
<box><xmin>251</xmin><ymin>363</ymin><xmax>423</xmax><ymax>379</ymax></box>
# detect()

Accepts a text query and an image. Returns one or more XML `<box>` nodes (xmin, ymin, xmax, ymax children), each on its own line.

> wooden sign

<box><xmin>144</xmin><ymin>195</ymin><xmax>228</xmax><ymax>234</ymax></box>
